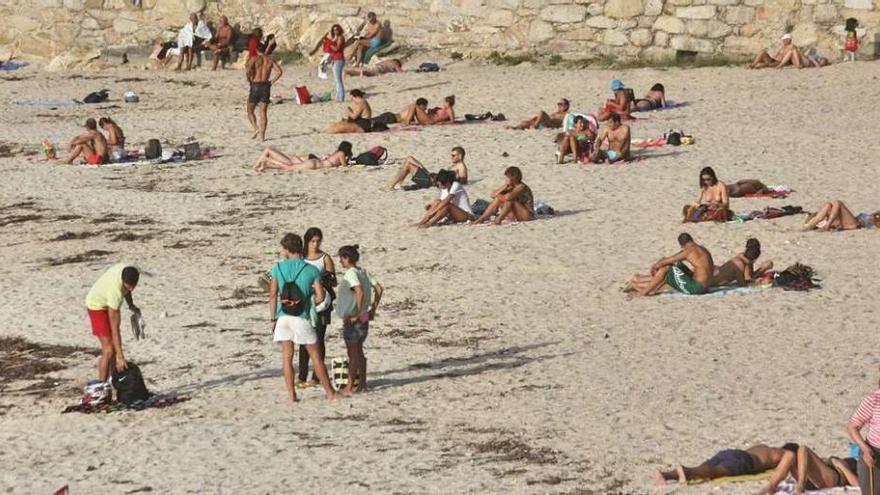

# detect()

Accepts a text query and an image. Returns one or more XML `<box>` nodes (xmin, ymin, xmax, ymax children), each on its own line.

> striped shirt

<box><xmin>850</xmin><ymin>390</ymin><xmax>880</xmax><ymax>448</ymax></box>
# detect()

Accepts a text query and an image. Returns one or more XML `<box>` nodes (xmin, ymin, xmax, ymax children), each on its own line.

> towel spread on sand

<box><xmin>62</xmin><ymin>395</ymin><xmax>190</xmax><ymax>414</ymax></box>
<box><xmin>731</xmin><ymin>205</ymin><xmax>803</xmax><ymax>223</ymax></box>
<box><xmin>10</xmin><ymin>99</ymin><xmax>82</xmax><ymax>107</ymax></box>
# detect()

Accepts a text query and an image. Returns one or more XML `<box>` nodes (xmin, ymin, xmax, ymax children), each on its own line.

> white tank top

<box><xmin>305</xmin><ymin>253</ymin><xmax>326</xmax><ymax>273</ymax></box>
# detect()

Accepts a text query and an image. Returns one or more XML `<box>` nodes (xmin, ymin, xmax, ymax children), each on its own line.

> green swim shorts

<box><xmin>664</xmin><ymin>262</ymin><xmax>708</xmax><ymax>295</ymax></box>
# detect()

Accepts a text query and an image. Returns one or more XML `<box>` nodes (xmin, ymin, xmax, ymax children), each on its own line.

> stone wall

<box><xmin>0</xmin><ymin>0</ymin><xmax>877</xmax><ymax>68</ymax></box>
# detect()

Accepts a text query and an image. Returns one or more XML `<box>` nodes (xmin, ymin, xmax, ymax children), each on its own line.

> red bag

<box><xmin>322</xmin><ymin>37</ymin><xmax>333</xmax><ymax>53</ymax></box>
<box><xmin>294</xmin><ymin>86</ymin><xmax>311</xmax><ymax>105</ymax></box>
<box><xmin>368</xmin><ymin>146</ymin><xmax>387</xmax><ymax>161</ymax></box>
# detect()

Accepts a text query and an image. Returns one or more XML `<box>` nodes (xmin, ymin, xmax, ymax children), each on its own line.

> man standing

<box><xmin>85</xmin><ymin>263</ymin><xmax>140</xmax><ymax>403</ymax></box>
<box><xmin>589</xmin><ymin>113</ymin><xmax>630</xmax><ymax>163</ymax></box>
<box><xmin>59</xmin><ymin>118</ymin><xmax>108</xmax><ymax>165</ymax></box>
<box><xmin>624</xmin><ymin>233</ymin><xmax>714</xmax><ymax>296</ymax></box>
<box><xmin>245</xmin><ymin>44</ymin><xmax>282</xmax><ymax>141</ymax></box>
<box><xmin>206</xmin><ymin>15</ymin><xmax>233</xmax><ymax>71</ymax></box>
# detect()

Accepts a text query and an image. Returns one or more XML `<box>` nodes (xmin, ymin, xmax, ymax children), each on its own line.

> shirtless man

<box><xmin>624</xmin><ymin>233</ymin><xmax>714</xmax><ymax>296</ymax></box>
<box><xmin>387</xmin><ymin>146</ymin><xmax>468</xmax><ymax>190</ymax></box>
<box><xmin>713</xmin><ymin>238</ymin><xmax>773</xmax><ymax>287</ymax></box>
<box><xmin>749</xmin><ymin>33</ymin><xmax>806</xmax><ymax>69</ymax></box>
<box><xmin>589</xmin><ymin>113</ymin><xmax>630</xmax><ymax>163</ymax></box>
<box><xmin>326</xmin><ymin>89</ymin><xmax>372</xmax><ymax>133</ymax></box>
<box><xmin>346</xmin><ymin>58</ymin><xmax>403</xmax><ymax>77</ymax></box>
<box><xmin>509</xmin><ymin>98</ymin><xmax>569</xmax><ymax>130</ymax></box>
<box><xmin>206</xmin><ymin>15</ymin><xmax>233</xmax><ymax>71</ymax></box>
<box><xmin>98</xmin><ymin>117</ymin><xmax>125</xmax><ymax>162</ymax></box>
<box><xmin>245</xmin><ymin>44</ymin><xmax>282</xmax><ymax>141</ymax></box>
<box><xmin>59</xmin><ymin>118</ymin><xmax>108</xmax><ymax>165</ymax></box>
<box><xmin>351</xmin><ymin>12</ymin><xmax>385</xmax><ymax>66</ymax></box>
<box><xmin>656</xmin><ymin>443</ymin><xmax>796</xmax><ymax>489</ymax></box>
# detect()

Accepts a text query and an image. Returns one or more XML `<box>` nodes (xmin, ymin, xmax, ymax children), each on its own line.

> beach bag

<box><xmin>774</xmin><ymin>263</ymin><xmax>819</xmax><ymax>291</ymax></box>
<box><xmin>183</xmin><ymin>141</ymin><xmax>200</xmax><ymax>161</ymax></box>
<box><xmin>279</xmin><ymin>264</ymin><xmax>308</xmax><ymax>316</ymax></box>
<box><xmin>666</xmin><ymin>131</ymin><xmax>682</xmax><ymax>146</ymax></box>
<box><xmin>416</xmin><ymin>62</ymin><xmax>440</xmax><ymax>72</ymax></box>
<box><xmin>331</xmin><ymin>357</ymin><xmax>365</xmax><ymax>389</ymax></box>
<box><xmin>112</xmin><ymin>362</ymin><xmax>150</xmax><ymax>405</ymax></box>
<box><xmin>83</xmin><ymin>89</ymin><xmax>109</xmax><ymax>104</ymax></box>
<box><xmin>145</xmin><ymin>139</ymin><xmax>162</xmax><ymax>159</ymax></box>
<box><xmin>294</xmin><ymin>86</ymin><xmax>311</xmax><ymax>105</ymax></box>
<box><xmin>354</xmin><ymin>146</ymin><xmax>387</xmax><ymax>166</ymax></box>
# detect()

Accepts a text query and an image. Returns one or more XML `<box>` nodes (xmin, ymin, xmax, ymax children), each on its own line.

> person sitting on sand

<box><xmin>589</xmin><ymin>113</ymin><xmax>630</xmax><ymax>164</ymax></box>
<box><xmin>387</xmin><ymin>146</ymin><xmax>467</xmax><ymax>190</ymax></box>
<box><xmin>749</xmin><ymin>33</ymin><xmax>806</xmax><ymax>69</ymax></box>
<box><xmin>350</xmin><ymin>12</ymin><xmax>386</xmax><ymax>67</ymax></box>
<box><xmin>415</xmin><ymin>169</ymin><xmax>475</xmax><ymax>228</ymax></box>
<box><xmin>683</xmin><ymin>166</ymin><xmax>732</xmax><ymax>222</ymax></box>
<box><xmin>655</xmin><ymin>444</ymin><xmax>796</xmax><ymax>490</ymax></box>
<box><xmin>59</xmin><ymin>118</ymin><xmax>108</xmax><ymax>165</ymax></box>
<box><xmin>345</xmin><ymin>58</ymin><xmax>403</xmax><ymax>77</ymax></box>
<box><xmin>557</xmin><ymin>115</ymin><xmax>595</xmax><ymax>164</ymax></box>
<box><xmin>802</xmin><ymin>199</ymin><xmax>879</xmax><ymax>231</ymax></box>
<box><xmin>326</xmin><ymin>89</ymin><xmax>373</xmax><ymax>133</ymax></box>
<box><xmin>634</xmin><ymin>83</ymin><xmax>666</xmax><ymax>112</ymax></box>
<box><xmin>473</xmin><ymin>166</ymin><xmax>535</xmax><ymax>225</ymax></box>
<box><xmin>623</xmin><ymin>233</ymin><xmax>714</xmax><ymax>296</ymax></box>
<box><xmin>713</xmin><ymin>238</ymin><xmax>773</xmax><ymax>287</ymax></box>
<box><xmin>597</xmin><ymin>79</ymin><xmax>632</xmax><ymax>121</ymax></box>
<box><xmin>205</xmin><ymin>15</ymin><xmax>234</xmax><ymax>71</ymax></box>
<box><xmin>98</xmin><ymin>117</ymin><xmax>125</xmax><ymax>163</ymax></box>
<box><xmin>509</xmin><ymin>98</ymin><xmax>569</xmax><ymax>130</ymax></box>
<box><xmin>253</xmin><ymin>141</ymin><xmax>353</xmax><ymax>172</ymax></box>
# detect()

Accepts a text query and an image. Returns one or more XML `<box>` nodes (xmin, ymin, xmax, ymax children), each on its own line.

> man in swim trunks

<box><xmin>245</xmin><ymin>43</ymin><xmax>283</xmax><ymax>141</ymax></box>
<box><xmin>656</xmin><ymin>443</ymin><xmax>796</xmax><ymax>489</ymax></box>
<box><xmin>206</xmin><ymin>15</ymin><xmax>233</xmax><ymax>71</ymax></box>
<box><xmin>509</xmin><ymin>98</ymin><xmax>570</xmax><ymax>130</ymax></box>
<box><xmin>589</xmin><ymin>113</ymin><xmax>630</xmax><ymax>163</ymax></box>
<box><xmin>749</xmin><ymin>33</ymin><xmax>806</xmax><ymax>69</ymax></box>
<box><xmin>351</xmin><ymin>12</ymin><xmax>385</xmax><ymax>66</ymax></box>
<box><xmin>387</xmin><ymin>146</ymin><xmax>468</xmax><ymax>190</ymax></box>
<box><xmin>623</xmin><ymin>233</ymin><xmax>714</xmax><ymax>296</ymax></box>
<box><xmin>60</xmin><ymin>118</ymin><xmax>108</xmax><ymax>165</ymax></box>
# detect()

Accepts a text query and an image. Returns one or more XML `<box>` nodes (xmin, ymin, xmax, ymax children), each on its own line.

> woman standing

<box><xmin>848</xmin><ymin>377</ymin><xmax>880</xmax><ymax>494</ymax></box>
<box><xmin>327</xmin><ymin>24</ymin><xmax>346</xmax><ymax>102</ymax></box>
<box><xmin>298</xmin><ymin>227</ymin><xmax>337</xmax><ymax>387</ymax></box>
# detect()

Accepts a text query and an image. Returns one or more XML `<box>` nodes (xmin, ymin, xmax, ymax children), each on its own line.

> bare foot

<box><xmin>676</xmin><ymin>465</ymin><xmax>687</xmax><ymax>485</ymax></box>
<box><xmin>289</xmin><ymin>395</ymin><xmax>299</xmax><ymax>403</ymax></box>
<box><xmin>325</xmin><ymin>392</ymin><xmax>338</xmax><ymax>401</ymax></box>
<box><xmin>339</xmin><ymin>388</ymin><xmax>354</xmax><ymax>397</ymax></box>
<box><xmin>251</xmin><ymin>130</ymin><xmax>259</xmax><ymax>140</ymax></box>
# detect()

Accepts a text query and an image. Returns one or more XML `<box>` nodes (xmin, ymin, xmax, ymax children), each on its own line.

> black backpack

<box><xmin>354</xmin><ymin>146</ymin><xmax>387</xmax><ymax>166</ymax></box>
<box><xmin>112</xmin><ymin>362</ymin><xmax>151</xmax><ymax>405</ymax></box>
<box><xmin>83</xmin><ymin>89</ymin><xmax>109</xmax><ymax>104</ymax></box>
<box><xmin>280</xmin><ymin>265</ymin><xmax>308</xmax><ymax>316</ymax></box>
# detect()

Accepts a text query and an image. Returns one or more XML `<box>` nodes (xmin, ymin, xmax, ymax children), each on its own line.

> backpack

<box><xmin>354</xmin><ymin>146</ymin><xmax>387</xmax><ymax>166</ymax></box>
<box><xmin>279</xmin><ymin>264</ymin><xmax>308</xmax><ymax>316</ymax></box>
<box><xmin>83</xmin><ymin>89</ymin><xmax>109</xmax><ymax>104</ymax></box>
<box><xmin>145</xmin><ymin>139</ymin><xmax>162</xmax><ymax>159</ymax></box>
<box><xmin>294</xmin><ymin>86</ymin><xmax>311</xmax><ymax>105</ymax></box>
<box><xmin>112</xmin><ymin>362</ymin><xmax>151</xmax><ymax>405</ymax></box>
<box><xmin>665</xmin><ymin>130</ymin><xmax>682</xmax><ymax>146</ymax></box>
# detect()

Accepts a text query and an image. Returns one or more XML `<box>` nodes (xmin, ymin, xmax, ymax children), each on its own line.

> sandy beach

<box><xmin>1</xmin><ymin>57</ymin><xmax>880</xmax><ymax>493</ymax></box>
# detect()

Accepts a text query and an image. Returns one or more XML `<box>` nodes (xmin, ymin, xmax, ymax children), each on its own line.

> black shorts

<box><xmin>412</xmin><ymin>167</ymin><xmax>433</xmax><ymax>188</ymax></box>
<box><xmin>706</xmin><ymin>449</ymin><xmax>756</xmax><ymax>476</ymax></box>
<box><xmin>350</xmin><ymin>117</ymin><xmax>372</xmax><ymax>132</ymax></box>
<box><xmin>249</xmin><ymin>81</ymin><xmax>271</xmax><ymax>104</ymax></box>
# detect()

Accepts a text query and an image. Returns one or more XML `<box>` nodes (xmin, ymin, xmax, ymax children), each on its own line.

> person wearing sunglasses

<box><xmin>386</xmin><ymin>146</ymin><xmax>467</xmax><ymax>190</ymax></box>
<box><xmin>508</xmin><ymin>98</ymin><xmax>570</xmax><ymax>130</ymax></box>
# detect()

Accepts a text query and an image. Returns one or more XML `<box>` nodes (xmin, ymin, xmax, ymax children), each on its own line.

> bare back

<box><xmin>747</xmin><ymin>445</ymin><xmax>787</xmax><ymax>472</ymax></box>
<box><xmin>247</xmin><ymin>54</ymin><xmax>278</xmax><ymax>83</ymax></box>
<box><xmin>683</xmin><ymin>242</ymin><xmax>714</xmax><ymax>287</ymax></box>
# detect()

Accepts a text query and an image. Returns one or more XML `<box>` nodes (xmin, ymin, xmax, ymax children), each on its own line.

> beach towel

<box><xmin>686</xmin><ymin>470</ymin><xmax>771</xmax><ymax>484</ymax></box>
<box><xmin>62</xmin><ymin>395</ymin><xmax>190</xmax><ymax>414</ymax></box>
<box><xmin>687</xmin><ymin>204</ymin><xmax>734</xmax><ymax>222</ymax></box>
<box><xmin>632</xmin><ymin>137</ymin><xmax>667</xmax><ymax>149</ymax></box>
<box><xmin>741</xmin><ymin>185</ymin><xmax>793</xmax><ymax>199</ymax></box>
<box><xmin>772</xmin><ymin>479</ymin><xmax>855</xmax><ymax>494</ymax></box>
<box><xmin>177</xmin><ymin>20</ymin><xmax>212</xmax><ymax>49</ymax></box>
<box><xmin>10</xmin><ymin>99</ymin><xmax>82</xmax><ymax>107</ymax></box>
<box><xmin>635</xmin><ymin>100</ymin><xmax>689</xmax><ymax>112</ymax></box>
<box><xmin>731</xmin><ymin>205</ymin><xmax>803</xmax><ymax>223</ymax></box>
<box><xmin>660</xmin><ymin>285</ymin><xmax>768</xmax><ymax>298</ymax></box>
<box><xmin>0</xmin><ymin>61</ymin><xmax>28</xmax><ymax>72</ymax></box>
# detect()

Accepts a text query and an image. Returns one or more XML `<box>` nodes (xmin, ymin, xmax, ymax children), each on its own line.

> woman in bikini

<box><xmin>634</xmin><ymin>83</ymin><xmax>666</xmax><ymax>112</ymax></box>
<box><xmin>683</xmin><ymin>167</ymin><xmax>732</xmax><ymax>222</ymax></box>
<box><xmin>253</xmin><ymin>141</ymin><xmax>352</xmax><ymax>172</ymax></box>
<box><xmin>557</xmin><ymin>115</ymin><xmax>595</xmax><ymax>164</ymax></box>
<box><xmin>788</xmin><ymin>445</ymin><xmax>858</xmax><ymax>493</ymax></box>
<box><xmin>802</xmin><ymin>199</ymin><xmax>879</xmax><ymax>231</ymax></box>
<box><xmin>98</xmin><ymin>117</ymin><xmax>126</xmax><ymax>162</ymax></box>
<box><xmin>326</xmin><ymin>89</ymin><xmax>373</xmax><ymax>133</ymax></box>
<box><xmin>473</xmin><ymin>166</ymin><xmax>534</xmax><ymax>225</ymax></box>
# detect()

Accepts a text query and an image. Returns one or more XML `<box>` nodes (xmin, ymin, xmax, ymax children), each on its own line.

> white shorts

<box><xmin>272</xmin><ymin>315</ymin><xmax>316</xmax><ymax>344</ymax></box>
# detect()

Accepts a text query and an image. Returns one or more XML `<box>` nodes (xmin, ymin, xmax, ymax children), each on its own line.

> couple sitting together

<box><xmin>557</xmin><ymin>113</ymin><xmax>631</xmax><ymax>164</ymax></box>
<box><xmin>414</xmin><ymin>166</ymin><xmax>534</xmax><ymax>228</ymax></box>
<box><xmin>683</xmin><ymin>166</ymin><xmax>771</xmax><ymax>222</ymax></box>
<box><xmin>326</xmin><ymin>93</ymin><xmax>455</xmax><ymax>134</ymax></box>
<box><xmin>623</xmin><ymin>233</ymin><xmax>772</xmax><ymax>297</ymax></box>
<box><xmin>56</xmin><ymin>117</ymin><xmax>126</xmax><ymax>165</ymax></box>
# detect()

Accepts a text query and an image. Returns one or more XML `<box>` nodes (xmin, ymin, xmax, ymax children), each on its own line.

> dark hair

<box><xmin>252</xmin><ymin>27</ymin><xmax>263</xmax><ymax>39</ymax></box>
<box><xmin>782</xmin><ymin>443</ymin><xmax>800</xmax><ymax>454</ymax></box>
<box><xmin>744</xmin><ymin>238</ymin><xmax>761</xmax><ymax>261</ymax></box>
<box><xmin>699</xmin><ymin>166</ymin><xmax>718</xmax><ymax>188</ymax></box>
<box><xmin>338</xmin><ymin>244</ymin><xmax>360</xmax><ymax>263</ymax></box>
<box><xmin>415</xmin><ymin>97</ymin><xmax>428</xmax><ymax>107</ymax></box>
<box><xmin>350</xmin><ymin>89</ymin><xmax>365</xmax><ymax>98</ymax></box>
<box><xmin>609</xmin><ymin>113</ymin><xmax>622</xmax><ymax>124</ymax></box>
<box><xmin>85</xmin><ymin>118</ymin><xmax>97</xmax><ymax>130</ymax></box>
<box><xmin>845</xmin><ymin>17</ymin><xmax>858</xmax><ymax>32</ymax></box>
<box><xmin>650</xmin><ymin>83</ymin><xmax>665</xmax><ymax>92</ymax></box>
<box><xmin>677</xmin><ymin>233</ymin><xmax>693</xmax><ymax>246</ymax></box>
<box><xmin>573</xmin><ymin>115</ymin><xmax>585</xmax><ymax>126</ymax></box>
<box><xmin>121</xmin><ymin>266</ymin><xmax>139</xmax><ymax>287</ymax></box>
<box><xmin>338</xmin><ymin>141</ymin><xmax>353</xmax><ymax>158</ymax></box>
<box><xmin>304</xmin><ymin>227</ymin><xmax>323</xmax><ymax>250</ymax></box>
<box><xmin>367</xmin><ymin>11</ymin><xmax>377</xmax><ymax>20</ymax></box>
<box><xmin>452</xmin><ymin>146</ymin><xmax>465</xmax><ymax>159</ymax></box>
<box><xmin>444</xmin><ymin>95</ymin><xmax>455</xmax><ymax>107</ymax></box>
<box><xmin>280</xmin><ymin>233</ymin><xmax>303</xmax><ymax>255</ymax></box>
<box><xmin>98</xmin><ymin>117</ymin><xmax>114</xmax><ymax>126</ymax></box>
<box><xmin>504</xmin><ymin>166</ymin><xmax>522</xmax><ymax>182</ymax></box>
<box><xmin>436</xmin><ymin>169</ymin><xmax>456</xmax><ymax>186</ymax></box>
<box><xmin>331</xmin><ymin>24</ymin><xmax>343</xmax><ymax>35</ymax></box>
<box><xmin>391</xmin><ymin>59</ymin><xmax>402</xmax><ymax>68</ymax></box>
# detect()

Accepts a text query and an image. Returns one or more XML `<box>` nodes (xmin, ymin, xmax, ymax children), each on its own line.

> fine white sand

<box><xmin>1</xmin><ymin>57</ymin><xmax>879</xmax><ymax>493</ymax></box>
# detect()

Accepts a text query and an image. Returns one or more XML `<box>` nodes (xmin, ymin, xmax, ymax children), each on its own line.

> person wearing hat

<box><xmin>597</xmin><ymin>79</ymin><xmax>632</xmax><ymax>122</ymax></box>
<box><xmin>508</xmin><ymin>98</ymin><xmax>570</xmax><ymax>130</ymax></box>
<box><xmin>748</xmin><ymin>33</ymin><xmax>806</xmax><ymax>69</ymax></box>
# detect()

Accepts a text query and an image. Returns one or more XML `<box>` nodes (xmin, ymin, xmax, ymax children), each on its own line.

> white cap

<box><xmin>781</xmin><ymin>33</ymin><xmax>792</xmax><ymax>41</ymax></box>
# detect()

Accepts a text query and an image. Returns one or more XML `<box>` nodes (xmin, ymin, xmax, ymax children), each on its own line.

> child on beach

<box><xmin>336</xmin><ymin>245</ymin><xmax>383</xmax><ymax>395</ymax></box>
<box><xmin>843</xmin><ymin>18</ymin><xmax>863</xmax><ymax>62</ymax></box>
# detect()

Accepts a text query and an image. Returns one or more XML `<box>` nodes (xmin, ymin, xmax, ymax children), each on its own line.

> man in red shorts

<box><xmin>59</xmin><ymin>118</ymin><xmax>108</xmax><ymax>165</ymax></box>
<box><xmin>85</xmin><ymin>263</ymin><xmax>140</xmax><ymax>403</ymax></box>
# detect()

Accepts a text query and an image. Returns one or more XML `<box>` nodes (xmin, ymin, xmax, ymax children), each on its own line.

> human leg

<box><xmin>803</xmin><ymin>202</ymin><xmax>833</xmax><ymax>230</ymax></box>
<box><xmin>258</xmin><ymin>103</ymin><xmax>268</xmax><ymax>141</ymax></box>
<box><xmin>61</xmin><ymin>144</ymin><xmax>86</xmax><ymax>164</ymax></box>
<box><xmin>280</xmin><ymin>341</ymin><xmax>297</xmax><ymax>402</ymax></box>
<box><xmin>633</xmin><ymin>266</ymin><xmax>670</xmax><ymax>296</ymax></box>
<box><xmin>387</xmin><ymin>158</ymin><xmax>420</xmax><ymax>189</ymax></box>
<box><xmin>297</xmin><ymin>342</ymin><xmax>310</xmax><ymax>383</ymax></box>
<box><xmin>796</xmin><ymin>445</ymin><xmax>840</xmax><ymax>491</ymax></box>
<box><xmin>510</xmin><ymin>201</ymin><xmax>534</xmax><ymax>222</ymax></box>
<box><xmin>304</xmin><ymin>343</ymin><xmax>336</xmax><ymax>399</ymax></box>
<box><xmin>332</xmin><ymin>60</ymin><xmax>345</xmax><ymax>102</ymax></box>
<box><xmin>96</xmin><ymin>335</ymin><xmax>115</xmax><ymax>383</ymax></box>
<box><xmin>831</xmin><ymin>200</ymin><xmax>860</xmax><ymax>230</ymax></box>
<box><xmin>492</xmin><ymin>201</ymin><xmax>515</xmax><ymax>225</ymax></box>
<box><xmin>326</xmin><ymin>121</ymin><xmax>364</xmax><ymax>134</ymax></box>
<box><xmin>558</xmin><ymin>135</ymin><xmax>572</xmax><ymax>163</ymax></box>
<box><xmin>247</xmin><ymin>101</ymin><xmax>258</xmax><ymax>138</ymax></box>
<box><xmin>473</xmin><ymin>197</ymin><xmax>503</xmax><ymax>224</ymax></box>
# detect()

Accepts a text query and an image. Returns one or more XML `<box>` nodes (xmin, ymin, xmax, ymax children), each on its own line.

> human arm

<box><xmin>830</xmin><ymin>457</ymin><xmax>859</xmax><ymax>487</ymax></box>
<box><xmin>490</xmin><ymin>183</ymin><xmax>512</xmax><ymax>199</ymax></box>
<box><xmin>368</xmin><ymin>282</ymin><xmax>383</xmax><ymax>320</ymax></box>
<box><xmin>123</xmin><ymin>290</ymin><xmax>138</xmax><ymax>313</ymax></box>
<box><xmin>270</xmin><ymin>59</ymin><xmax>283</xmax><ymax>84</ymax></box>
<box><xmin>107</xmin><ymin>308</ymin><xmax>127</xmax><ymax>371</ymax></box>
<box><xmin>848</xmin><ymin>420</ymin><xmax>875</xmax><ymax>467</ymax></box>
<box><xmin>593</xmin><ymin>127</ymin><xmax>608</xmax><ymax>148</ymax></box>
<box><xmin>268</xmin><ymin>277</ymin><xmax>278</xmax><ymax>332</ymax></box>
<box><xmin>651</xmin><ymin>250</ymin><xmax>687</xmax><ymax>273</ymax></box>
<box><xmin>742</xmin><ymin>260</ymin><xmax>754</xmax><ymax>285</ymax></box>
<box><xmin>313</xmin><ymin>280</ymin><xmax>326</xmax><ymax>306</ymax></box>
<box><xmin>502</xmin><ymin>183</ymin><xmax>525</xmax><ymax>202</ymax></box>
<box><xmin>245</xmin><ymin>57</ymin><xmax>255</xmax><ymax>82</ymax></box>
<box><xmin>758</xmin><ymin>450</ymin><xmax>795</xmax><ymax>495</ymax></box>
<box><xmin>323</xmin><ymin>256</ymin><xmax>337</xmax><ymax>285</ymax></box>
<box><xmin>347</xmin><ymin>284</ymin><xmax>365</xmax><ymax>324</ymax></box>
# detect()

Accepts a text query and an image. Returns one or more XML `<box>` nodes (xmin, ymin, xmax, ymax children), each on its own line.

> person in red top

<box><xmin>247</xmin><ymin>28</ymin><xmax>276</xmax><ymax>59</ymax></box>
<box><xmin>848</xmin><ymin>379</ymin><xmax>880</xmax><ymax>494</ymax></box>
<box><xmin>326</xmin><ymin>24</ymin><xmax>346</xmax><ymax>102</ymax></box>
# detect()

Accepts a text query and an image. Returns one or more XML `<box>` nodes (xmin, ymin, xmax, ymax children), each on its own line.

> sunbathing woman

<box><xmin>713</xmin><ymin>238</ymin><xmax>773</xmax><ymax>287</ymax></box>
<box><xmin>414</xmin><ymin>169</ymin><xmax>474</xmax><ymax>228</ymax></box>
<box><xmin>253</xmin><ymin>141</ymin><xmax>353</xmax><ymax>172</ymax></box>
<box><xmin>788</xmin><ymin>445</ymin><xmax>858</xmax><ymax>493</ymax></box>
<box><xmin>473</xmin><ymin>166</ymin><xmax>534</xmax><ymax>225</ymax></box>
<box><xmin>326</xmin><ymin>89</ymin><xmax>373</xmax><ymax>133</ymax></box>
<box><xmin>634</xmin><ymin>83</ymin><xmax>666</xmax><ymax>112</ymax></box>
<box><xmin>683</xmin><ymin>167</ymin><xmax>732</xmax><ymax>222</ymax></box>
<box><xmin>345</xmin><ymin>58</ymin><xmax>403</xmax><ymax>77</ymax></box>
<box><xmin>557</xmin><ymin>115</ymin><xmax>595</xmax><ymax>164</ymax></box>
<box><xmin>802</xmin><ymin>199</ymin><xmax>879</xmax><ymax>231</ymax></box>
<box><xmin>727</xmin><ymin>179</ymin><xmax>770</xmax><ymax>197</ymax></box>
<box><xmin>387</xmin><ymin>146</ymin><xmax>467</xmax><ymax>190</ymax></box>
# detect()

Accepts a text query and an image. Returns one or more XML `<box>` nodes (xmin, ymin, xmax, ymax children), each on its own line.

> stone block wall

<box><xmin>0</xmin><ymin>0</ymin><xmax>877</xmax><ymax>68</ymax></box>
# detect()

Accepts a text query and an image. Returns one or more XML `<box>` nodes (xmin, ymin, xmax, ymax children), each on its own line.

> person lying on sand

<box><xmin>713</xmin><ymin>238</ymin><xmax>773</xmax><ymax>287</ymax></box>
<box><xmin>415</xmin><ymin>169</ymin><xmax>475</xmax><ymax>228</ymax></box>
<box><xmin>372</xmin><ymin>97</ymin><xmax>429</xmax><ymax>126</ymax></box>
<box><xmin>780</xmin><ymin>445</ymin><xmax>859</xmax><ymax>494</ymax></box>
<box><xmin>326</xmin><ymin>89</ymin><xmax>373</xmax><ymax>133</ymax></box>
<box><xmin>633</xmin><ymin>83</ymin><xmax>666</xmax><ymax>112</ymax></box>
<box><xmin>727</xmin><ymin>179</ymin><xmax>770</xmax><ymax>197</ymax></box>
<box><xmin>589</xmin><ymin>113</ymin><xmax>630</xmax><ymax>164</ymax></box>
<box><xmin>426</xmin><ymin>95</ymin><xmax>456</xmax><ymax>125</ymax></box>
<box><xmin>253</xmin><ymin>141</ymin><xmax>352</xmax><ymax>172</ymax></box>
<box><xmin>749</xmin><ymin>33</ymin><xmax>806</xmax><ymax>69</ymax></box>
<box><xmin>508</xmin><ymin>98</ymin><xmax>569</xmax><ymax>130</ymax></box>
<box><xmin>98</xmin><ymin>117</ymin><xmax>125</xmax><ymax>162</ymax></box>
<box><xmin>597</xmin><ymin>79</ymin><xmax>632</xmax><ymax>121</ymax></box>
<box><xmin>472</xmin><ymin>166</ymin><xmax>535</xmax><ymax>225</ymax></box>
<box><xmin>655</xmin><ymin>443</ymin><xmax>796</xmax><ymax>492</ymax></box>
<box><xmin>345</xmin><ymin>58</ymin><xmax>403</xmax><ymax>77</ymax></box>
<box><xmin>802</xmin><ymin>199</ymin><xmax>879</xmax><ymax>231</ymax></box>
<box><xmin>387</xmin><ymin>146</ymin><xmax>467</xmax><ymax>190</ymax></box>
<box><xmin>557</xmin><ymin>115</ymin><xmax>595</xmax><ymax>164</ymax></box>
<box><xmin>58</xmin><ymin>118</ymin><xmax>108</xmax><ymax>165</ymax></box>
<box><xmin>623</xmin><ymin>233</ymin><xmax>714</xmax><ymax>296</ymax></box>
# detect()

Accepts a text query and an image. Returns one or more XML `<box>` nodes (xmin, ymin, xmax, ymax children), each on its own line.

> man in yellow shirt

<box><xmin>85</xmin><ymin>263</ymin><xmax>140</xmax><ymax>401</ymax></box>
